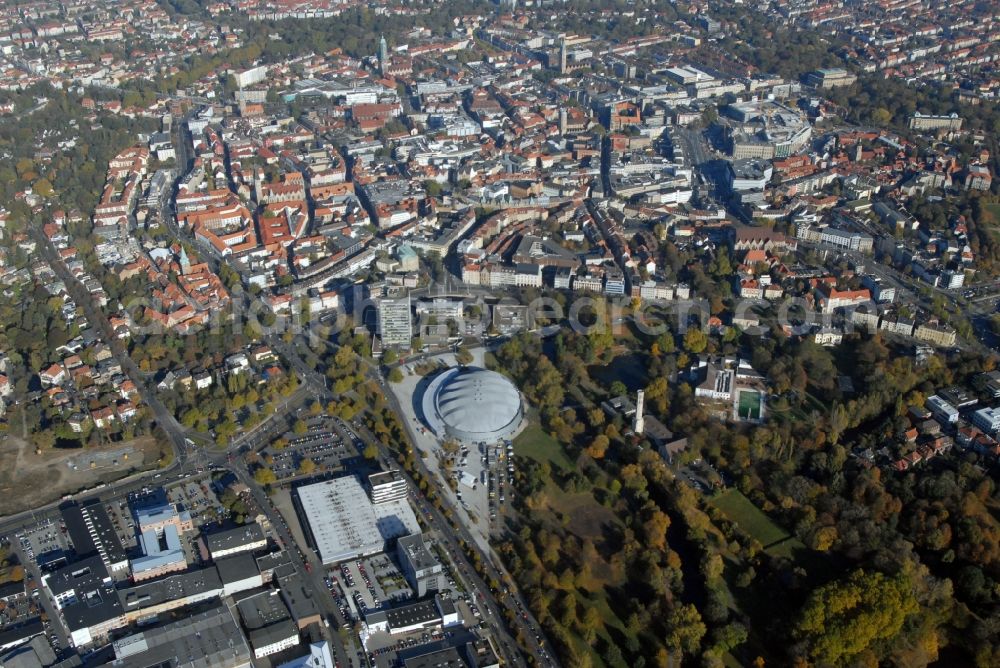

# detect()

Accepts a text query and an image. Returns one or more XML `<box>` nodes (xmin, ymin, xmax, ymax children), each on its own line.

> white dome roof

<box><xmin>434</xmin><ymin>367</ymin><xmax>521</xmax><ymax>439</ymax></box>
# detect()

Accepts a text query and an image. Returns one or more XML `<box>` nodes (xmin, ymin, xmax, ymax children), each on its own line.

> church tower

<box><xmin>378</xmin><ymin>35</ymin><xmax>389</xmax><ymax>75</ymax></box>
<box><xmin>178</xmin><ymin>245</ymin><xmax>191</xmax><ymax>275</ymax></box>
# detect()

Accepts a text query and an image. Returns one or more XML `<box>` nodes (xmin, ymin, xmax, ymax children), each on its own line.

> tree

<box><xmin>709</xmin><ymin>247</ymin><xmax>732</xmax><ymax>277</ymax></box>
<box><xmin>382</xmin><ymin>349</ymin><xmax>398</xmax><ymax>365</ymax></box>
<box><xmin>297</xmin><ymin>459</ymin><xmax>316</xmax><ymax>476</ymax></box>
<box><xmin>642</xmin><ymin>507</ymin><xmax>671</xmax><ymax>551</ymax></box>
<box><xmin>683</xmin><ymin>327</ymin><xmax>708</xmax><ymax>354</ymax></box>
<box><xmin>455</xmin><ymin>346</ymin><xmax>474</xmax><ymax>366</ymax></box>
<box><xmin>364</xmin><ymin>443</ymin><xmax>380</xmax><ymax>460</ymax></box>
<box><xmin>180</xmin><ymin>407</ymin><xmax>202</xmax><ymax>429</ymax></box>
<box><xmin>424</xmin><ymin>180</ymin><xmax>443</xmax><ymax>198</ymax></box>
<box><xmin>644</xmin><ymin>377</ymin><xmax>669</xmax><ymax>415</ymax></box>
<box><xmin>793</xmin><ymin>569</ymin><xmax>919</xmax><ymax>666</ymax></box>
<box><xmin>664</xmin><ymin>603</ymin><xmax>706</xmax><ymax>657</ymax></box>
<box><xmin>293</xmin><ymin>419</ymin><xmax>308</xmax><ymax>435</ymax></box>
<box><xmin>655</xmin><ymin>332</ymin><xmax>675</xmax><ymax>355</ymax></box>
<box><xmin>809</xmin><ymin>525</ymin><xmax>839</xmax><ymax>552</ymax></box>
<box><xmin>870</xmin><ymin>107</ymin><xmax>892</xmax><ymax>126</ymax></box>
<box><xmin>585</xmin><ymin>434</ymin><xmax>610</xmax><ymax>459</ymax></box>
<box><xmin>701</xmin><ymin>552</ymin><xmax>724</xmax><ymax>582</ymax></box>
<box><xmin>580</xmin><ymin>606</ymin><xmax>601</xmax><ymax>644</ymax></box>
<box><xmin>712</xmin><ymin>623</ymin><xmax>749</xmax><ymax>654</ymax></box>
<box><xmin>702</xmin><ymin>105</ymin><xmax>719</xmax><ymax>126</ymax></box>
<box><xmin>253</xmin><ymin>467</ymin><xmax>277</xmax><ymax>486</ymax></box>
<box><xmin>388</xmin><ymin>368</ymin><xmax>404</xmax><ymax>383</ymax></box>
<box><xmin>33</xmin><ymin>178</ymin><xmax>54</xmax><ymax>198</ymax></box>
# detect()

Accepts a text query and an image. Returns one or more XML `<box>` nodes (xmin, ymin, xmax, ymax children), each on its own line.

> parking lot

<box><xmin>334</xmin><ymin>557</ymin><xmax>391</xmax><ymax>618</ymax></box>
<box><xmin>16</xmin><ymin>517</ymin><xmax>71</xmax><ymax>568</ymax></box>
<box><xmin>166</xmin><ymin>477</ymin><xmax>229</xmax><ymax>525</ymax></box>
<box><xmin>367</xmin><ymin>553</ymin><xmax>412</xmax><ymax>603</ymax></box>
<box><xmin>264</xmin><ymin>416</ymin><xmax>357</xmax><ymax>480</ymax></box>
<box><xmin>480</xmin><ymin>442</ymin><xmax>515</xmax><ymax>530</ymax></box>
<box><xmin>323</xmin><ymin>550</ymin><xmax>420</xmax><ymax>626</ymax></box>
<box><xmin>674</xmin><ymin>459</ymin><xmax>726</xmax><ymax>494</ymax></box>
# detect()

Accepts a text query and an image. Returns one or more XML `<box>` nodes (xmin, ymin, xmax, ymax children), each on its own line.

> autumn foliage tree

<box><xmin>793</xmin><ymin>569</ymin><xmax>919</xmax><ymax>666</ymax></box>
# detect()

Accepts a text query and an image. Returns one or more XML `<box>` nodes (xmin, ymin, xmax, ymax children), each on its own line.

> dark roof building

<box><xmin>0</xmin><ymin>635</ymin><xmax>59</xmax><ymax>668</ymax></box>
<box><xmin>247</xmin><ymin>619</ymin><xmax>299</xmax><ymax>659</ymax></box>
<box><xmin>256</xmin><ymin>551</ymin><xmax>292</xmax><ymax>583</ymax></box>
<box><xmin>398</xmin><ymin>633</ymin><xmax>501</xmax><ymax>668</ymax></box>
<box><xmin>277</xmin><ymin>572</ymin><xmax>322</xmax><ymax>630</ymax></box>
<box><xmin>235</xmin><ymin>589</ymin><xmax>291</xmax><ymax>630</ymax></box>
<box><xmin>365</xmin><ymin>595</ymin><xmax>460</xmax><ymax>636</ymax></box>
<box><xmin>0</xmin><ymin>618</ymin><xmax>44</xmax><ymax>652</ymax></box>
<box><xmin>205</xmin><ymin>523</ymin><xmax>267</xmax><ymax>559</ymax></box>
<box><xmin>110</xmin><ymin>603</ymin><xmax>252</xmax><ymax>668</ymax></box>
<box><xmin>0</xmin><ymin>579</ymin><xmax>25</xmax><ymax>601</ymax></box>
<box><xmin>216</xmin><ymin>553</ymin><xmax>263</xmax><ymax>596</ymax></box>
<box><xmin>42</xmin><ymin>555</ymin><xmax>125</xmax><ymax>647</ymax></box>
<box><xmin>61</xmin><ymin>500</ymin><xmax>128</xmax><ymax>574</ymax></box>
<box><xmin>118</xmin><ymin>567</ymin><xmax>223</xmax><ymax>620</ymax></box>
<box><xmin>235</xmin><ymin>589</ymin><xmax>300</xmax><ymax>659</ymax></box>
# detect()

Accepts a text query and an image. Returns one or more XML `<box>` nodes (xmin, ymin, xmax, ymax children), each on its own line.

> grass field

<box><xmin>513</xmin><ymin>424</ymin><xmax>574</xmax><ymax>472</ymax></box>
<box><xmin>711</xmin><ymin>489</ymin><xmax>804</xmax><ymax>556</ymax></box>
<box><xmin>766</xmin><ymin>536</ymin><xmax>804</xmax><ymax>559</ymax></box>
<box><xmin>737</xmin><ymin>389</ymin><xmax>762</xmax><ymax>420</ymax></box>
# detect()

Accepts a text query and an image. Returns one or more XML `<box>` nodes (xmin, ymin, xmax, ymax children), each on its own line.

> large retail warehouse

<box><xmin>297</xmin><ymin>474</ymin><xmax>420</xmax><ymax>565</ymax></box>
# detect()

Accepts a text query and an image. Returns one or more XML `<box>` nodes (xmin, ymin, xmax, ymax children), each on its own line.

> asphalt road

<box><xmin>366</xmin><ymin>392</ymin><xmax>557</xmax><ymax>667</ymax></box>
<box><xmin>676</xmin><ymin>126</ymin><xmax>713</xmax><ymax>168</ymax></box>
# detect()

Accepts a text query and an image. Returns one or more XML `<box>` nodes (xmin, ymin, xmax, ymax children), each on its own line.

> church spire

<box><xmin>378</xmin><ymin>35</ymin><xmax>389</xmax><ymax>75</ymax></box>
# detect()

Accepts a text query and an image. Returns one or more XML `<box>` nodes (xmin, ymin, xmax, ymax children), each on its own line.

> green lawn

<box><xmin>711</xmin><ymin>489</ymin><xmax>796</xmax><ymax>551</ymax></box>
<box><xmin>513</xmin><ymin>424</ymin><xmax>574</xmax><ymax>472</ymax></box>
<box><xmin>737</xmin><ymin>389</ymin><xmax>762</xmax><ymax>420</ymax></box>
<box><xmin>766</xmin><ymin>536</ymin><xmax>805</xmax><ymax>560</ymax></box>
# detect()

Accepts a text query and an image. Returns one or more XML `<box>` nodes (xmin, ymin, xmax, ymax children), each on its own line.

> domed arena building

<box><xmin>421</xmin><ymin>366</ymin><xmax>524</xmax><ymax>444</ymax></box>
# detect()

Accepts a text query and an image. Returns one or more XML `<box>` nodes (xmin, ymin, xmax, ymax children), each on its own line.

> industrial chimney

<box><xmin>634</xmin><ymin>389</ymin><xmax>645</xmax><ymax>435</ymax></box>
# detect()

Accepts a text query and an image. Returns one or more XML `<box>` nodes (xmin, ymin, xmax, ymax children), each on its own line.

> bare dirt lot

<box><xmin>0</xmin><ymin>434</ymin><xmax>162</xmax><ymax>516</ymax></box>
